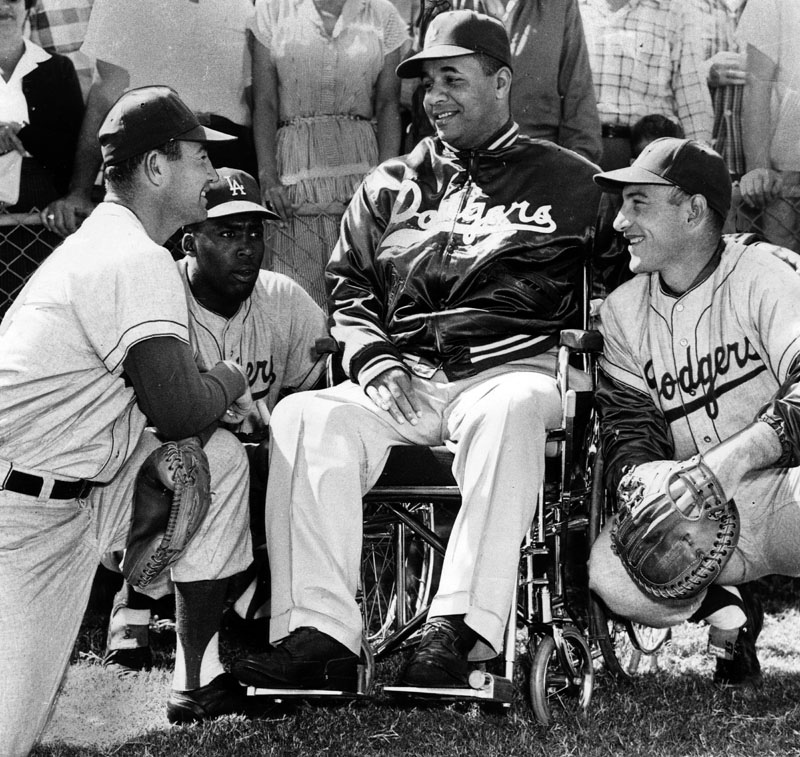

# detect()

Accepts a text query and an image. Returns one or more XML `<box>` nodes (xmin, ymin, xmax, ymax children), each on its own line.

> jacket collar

<box><xmin>440</xmin><ymin>119</ymin><xmax>520</xmax><ymax>156</ymax></box>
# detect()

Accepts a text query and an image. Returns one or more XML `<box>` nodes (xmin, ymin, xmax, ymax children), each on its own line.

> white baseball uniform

<box><xmin>589</xmin><ymin>234</ymin><xmax>800</xmax><ymax>625</ymax></box>
<box><xmin>0</xmin><ymin>203</ymin><xmax>252</xmax><ymax>757</ymax></box>
<box><xmin>176</xmin><ymin>259</ymin><xmax>328</xmax><ymax>438</ymax></box>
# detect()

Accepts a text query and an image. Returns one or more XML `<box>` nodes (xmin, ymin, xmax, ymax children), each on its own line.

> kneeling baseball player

<box><xmin>589</xmin><ymin>137</ymin><xmax>800</xmax><ymax>689</ymax></box>
<box><xmin>0</xmin><ymin>88</ymin><xmax>274</xmax><ymax>757</ymax></box>
<box><xmin>102</xmin><ymin>166</ymin><xmax>328</xmax><ymax>675</ymax></box>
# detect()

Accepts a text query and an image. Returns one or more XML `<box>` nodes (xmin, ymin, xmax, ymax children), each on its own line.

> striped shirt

<box><xmin>579</xmin><ymin>0</ymin><xmax>713</xmax><ymax>144</ymax></box>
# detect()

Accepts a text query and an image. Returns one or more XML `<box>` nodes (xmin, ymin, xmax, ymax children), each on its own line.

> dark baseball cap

<box><xmin>205</xmin><ymin>168</ymin><xmax>279</xmax><ymax>221</ymax></box>
<box><xmin>99</xmin><ymin>86</ymin><xmax>234</xmax><ymax>166</ymax></box>
<box><xmin>396</xmin><ymin>10</ymin><xmax>512</xmax><ymax>79</ymax></box>
<box><xmin>593</xmin><ymin>137</ymin><xmax>732</xmax><ymax>219</ymax></box>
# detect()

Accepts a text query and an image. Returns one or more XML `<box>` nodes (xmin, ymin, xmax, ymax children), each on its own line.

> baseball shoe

<box><xmin>103</xmin><ymin>602</ymin><xmax>152</xmax><ymax>676</ymax></box>
<box><xmin>714</xmin><ymin>584</ymin><xmax>764</xmax><ymax>689</ymax></box>
<box><xmin>232</xmin><ymin>627</ymin><xmax>359</xmax><ymax>691</ymax></box>
<box><xmin>397</xmin><ymin>615</ymin><xmax>477</xmax><ymax>688</ymax></box>
<box><xmin>167</xmin><ymin>673</ymin><xmax>250</xmax><ymax>724</ymax></box>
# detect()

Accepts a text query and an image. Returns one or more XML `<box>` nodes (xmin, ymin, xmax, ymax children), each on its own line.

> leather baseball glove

<box><xmin>610</xmin><ymin>456</ymin><xmax>739</xmax><ymax>600</ymax></box>
<box><xmin>123</xmin><ymin>437</ymin><xmax>211</xmax><ymax>590</ymax></box>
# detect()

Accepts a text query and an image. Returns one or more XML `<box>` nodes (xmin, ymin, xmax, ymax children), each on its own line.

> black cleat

<box><xmin>714</xmin><ymin>584</ymin><xmax>764</xmax><ymax>689</ymax></box>
<box><xmin>232</xmin><ymin>627</ymin><xmax>359</xmax><ymax>691</ymax></box>
<box><xmin>398</xmin><ymin>615</ymin><xmax>477</xmax><ymax>688</ymax></box>
<box><xmin>103</xmin><ymin>646</ymin><xmax>153</xmax><ymax>676</ymax></box>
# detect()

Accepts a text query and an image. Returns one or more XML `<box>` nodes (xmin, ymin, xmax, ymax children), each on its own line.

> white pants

<box><xmin>265</xmin><ymin>362</ymin><xmax>564</xmax><ymax>656</ymax></box>
<box><xmin>589</xmin><ymin>465</ymin><xmax>800</xmax><ymax>627</ymax></box>
<box><xmin>0</xmin><ymin>428</ymin><xmax>251</xmax><ymax>757</ymax></box>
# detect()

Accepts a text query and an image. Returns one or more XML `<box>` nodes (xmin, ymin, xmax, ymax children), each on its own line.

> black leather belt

<box><xmin>1</xmin><ymin>468</ymin><xmax>92</xmax><ymax>499</ymax></box>
<box><xmin>602</xmin><ymin>123</ymin><xmax>631</xmax><ymax>139</ymax></box>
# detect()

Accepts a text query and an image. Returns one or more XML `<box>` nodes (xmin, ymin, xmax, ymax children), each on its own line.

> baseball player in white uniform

<box><xmin>103</xmin><ymin>167</ymin><xmax>328</xmax><ymax>672</ymax></box>
<box><xmin>0</xmin><ymin>87</ymin><xmax>261</xmax><ymax>757</ymax></box>
<box><xmin>588</xmin><ymin>137</ymin><xmax>800</xmax><ymax>689</ymax></box>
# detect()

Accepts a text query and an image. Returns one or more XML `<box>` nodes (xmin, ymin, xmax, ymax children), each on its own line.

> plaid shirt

<box><xmin>579</xmin><ymin>0</ymin><xmax>713</xmax><ymax>143</ymax></box>
<box><xmin>695</xmin><ymin>0</ymin><xmax>747</xmax><ymax>175</ymax></box>
<box><xmin>27</xmin><ymin>0</ymin><xmax>95</xmax><ymax>100</ymax></box>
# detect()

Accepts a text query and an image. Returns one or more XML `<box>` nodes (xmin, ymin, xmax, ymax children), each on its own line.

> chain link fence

<box><xmin>2</xmin><ymin>188</ymin><xmax>800</xmax><ymax>318</ymax></box>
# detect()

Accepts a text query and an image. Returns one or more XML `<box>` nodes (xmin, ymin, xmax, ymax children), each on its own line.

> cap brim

<box><xmin>396</xmin><ymin>46</ymin><xmax>478</xmax><ymax>78</ymax></box>
<box><xmin>207</xmin><ymin>200</ymin><xmax>280</xmax><ymax>221</ymax></box>
<box><xmin>178</xmin><ymin>123</ymin><xmax>236</xmax><ymax>143</ymax></box>
<box><xmin>593</xmin><ymin>165</ymin><xmax>675</xmax><ymax>192</ymax></box>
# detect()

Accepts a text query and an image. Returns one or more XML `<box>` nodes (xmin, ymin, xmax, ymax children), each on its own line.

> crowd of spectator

<box><xmin>0</xmin><ymin>0</ymin><xmax>798</xmax><ymax>315</ymax></box>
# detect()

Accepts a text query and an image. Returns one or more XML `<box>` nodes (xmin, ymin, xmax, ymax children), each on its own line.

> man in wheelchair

<box><xmin>233</xmin><ymin>9</ymin><xmax>606</xmax><ymax>694</ymax></box>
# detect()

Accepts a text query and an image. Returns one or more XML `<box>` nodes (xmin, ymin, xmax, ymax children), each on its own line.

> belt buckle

<box><xmin>75</xmin><ymin>480</ymin><xmax>92</xmax><ymax>500</ymax></box>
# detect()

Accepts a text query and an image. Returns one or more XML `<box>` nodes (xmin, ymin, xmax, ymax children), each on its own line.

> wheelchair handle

<box><xmin>559</xmin><ymin>329</ymin><xmax>604</xmax><ymax>353</ymax></box>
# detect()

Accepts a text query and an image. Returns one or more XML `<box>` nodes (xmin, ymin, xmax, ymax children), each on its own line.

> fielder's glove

<box><xmin>123</xmin><ymin>437</ymin><xmax>211</xmax><ymax>590</ymax></box>
<box><xmin>610</xmin><ymin>456</ymin><xmax>739</xmax><ymax>600</ymax></box>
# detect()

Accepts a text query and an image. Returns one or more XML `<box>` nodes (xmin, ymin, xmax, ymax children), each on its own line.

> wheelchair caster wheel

<box><xmin>528</xmin><ymin>627</ymin><xmax>593</xmax><ymax>725</ymax></box>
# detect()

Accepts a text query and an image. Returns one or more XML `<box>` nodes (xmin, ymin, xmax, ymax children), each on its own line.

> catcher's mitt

<box><xmin>610</xmin><ymin>456</ymin><xmax>739</xmax><ymax>600</ymax></box>
<box><xmin>123</xmin><ymin>437</ymin><xmax>211</xmax><ymax>590</ymax></box>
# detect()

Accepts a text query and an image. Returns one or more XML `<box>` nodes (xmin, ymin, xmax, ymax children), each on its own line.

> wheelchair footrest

<box><xmin>384</xmin><ymin>671</ymin><xmax>513</xmax><ymax>705</ymax></box>
<box><xmin>246</xmin><ymin>686</ymin><xmax>370</xmax><ymax>701</ymax></box>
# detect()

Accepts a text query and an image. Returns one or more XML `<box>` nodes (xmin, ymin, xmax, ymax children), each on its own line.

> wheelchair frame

<box><xmin>357</xmin><ymin>329</ymin><xmax>670</xmax><ymax>723</ymax></box>
<box><xmin>246</xmin><ymin>326</ymin><xmax>670</xmax><ymax>716</ymax></box>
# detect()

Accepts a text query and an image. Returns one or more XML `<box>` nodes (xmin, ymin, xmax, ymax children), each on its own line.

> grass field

<box><xmin>31</xmin><ymin>577</ymin><xmax>800</xmax><ymax>757</ymax></box>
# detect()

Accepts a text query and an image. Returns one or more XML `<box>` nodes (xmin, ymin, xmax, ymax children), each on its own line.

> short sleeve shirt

<box><xmin>0</xmin><ymin>203</ymin><xmax>189</xmax><ymax>480</ymax></box>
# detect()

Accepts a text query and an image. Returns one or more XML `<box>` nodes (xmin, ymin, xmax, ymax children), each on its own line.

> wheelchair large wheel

<box><xmin>360</xmin><ymin>501</ymin><xmax>438</xmax><ymax>646</ymax></box>
<box><xmin>587</xmin><ymin>452</ymin><xmax>671</xmax><ymax>678</ymax></box>
<box><xmin>528</xmin><ymin>627</ymin><xmax>594</xmax><ymax>726</ymax></box>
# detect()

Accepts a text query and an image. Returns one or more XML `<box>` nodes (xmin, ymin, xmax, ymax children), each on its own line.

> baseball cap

<box><xmin>593</xmin><ymin>137</ymin><xmax>732</xmax><ymax>219</ymax></box>
<box><xmin>99</xmin><ymin>85</ymin><xmax>234</xmax><ymax>166</ymax></box>
<box><xmin>205</xmin><ymin>168</ymin><xmax>279</xmax><ymax>221</ymax></box>
<box><xmin>396</xmin><ymin>10</ymin><xmax>512</xmax><ymax>79</ymax></box>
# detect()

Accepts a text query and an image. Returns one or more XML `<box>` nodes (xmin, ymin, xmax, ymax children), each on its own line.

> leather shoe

<box><xmin>398</xmin><ymin>615</ymin><xmax>477</xmax><ymax>688</ymax></box>
<box><xmin>167</xmin><ymin>672</ymin><xmax>250</xmax><ymax>724</ymax></box>
<box><xmin>232</xmin><ymin>627</ymin><xmax>359</xmax><ymax>691</ymax></box>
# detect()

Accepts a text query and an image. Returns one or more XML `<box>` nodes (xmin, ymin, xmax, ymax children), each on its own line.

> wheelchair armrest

<box><xmin>559</xmin><ymin>329</ymin><xmax>603</xmax><ymax>354</ymax></box>
<box><xmin>314</xmin><ymin>337</ymin><xmax>348</xmax><ymax>386</ymax></box>
<box><xmin>314</xmin><ymin>336</ymin><xmax>339</xmax><ymax>357</ymax></box>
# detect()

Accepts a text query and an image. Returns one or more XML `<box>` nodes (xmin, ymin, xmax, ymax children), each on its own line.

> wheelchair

<box><xmin>245</xmin><ymin>331</ymin><xmax>670</xmax><ymax>719</ymax></box>
<box><xmin>356</xmin><ymin>329</ymin><xmax>670</xmax><ymax>724</ymax></box>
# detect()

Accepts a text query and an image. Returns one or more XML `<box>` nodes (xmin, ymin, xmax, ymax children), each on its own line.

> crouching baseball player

<box><xmin>102</xmin><ymin>167</ymin><xmax>328</xmax><ymax>674</ymax></box>
<box><xmin>0</xmin><ymin>87</ymin><xmax>264</xmax><ymax>757</ymax></box>
<box><xmin>589</xmin><ymin>137</ymin><xmax>800</xmax><ymax>689</ymax></box>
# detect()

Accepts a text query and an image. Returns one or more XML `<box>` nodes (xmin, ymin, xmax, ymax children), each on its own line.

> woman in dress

<box><xmin>252</xmin><ymin>0</ymin><xmax>408</xmax><ymax>309</ymax></box>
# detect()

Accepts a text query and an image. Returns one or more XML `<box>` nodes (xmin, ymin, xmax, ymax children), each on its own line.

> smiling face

<box><xmin>614</xmin><ymin>184</ymin><xmax>694</xmax><ymax>281</ymax></box>
<box><xmin>185</xmin><ymin>213</ymin><xmax>266</xmax><ymax>317</ymax></box>
<box><xmin>163</xmin><ymin>141</ymin><xmax>219</xmax><ymax>227</ymax></box>
<box><xmin>421</xmin><ymin>55</ymin><xmax>510</xmax><ymax>150</ymax></box>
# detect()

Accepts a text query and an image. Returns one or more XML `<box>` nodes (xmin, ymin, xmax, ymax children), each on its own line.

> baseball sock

<box><xmin>693</xmin><ymin>585</ymin><xmax>746</xmax><ymax>630</ymax></box>
<box><xmin>172</xmin><ymin>578</ymin><xmax>228</xmax><ymax>691</ymax></box>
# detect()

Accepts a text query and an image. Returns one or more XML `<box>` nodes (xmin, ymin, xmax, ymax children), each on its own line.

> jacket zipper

<box><xmin>433</xmin><ymin>152</ymin><xmax>475</xmax><ymax>353</ymax></box>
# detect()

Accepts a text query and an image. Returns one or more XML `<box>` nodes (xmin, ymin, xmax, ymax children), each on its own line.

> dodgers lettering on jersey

<box><xmin>644</xmin><ymin>337</ymin><xmax>765</xmax><ymax>422</ymax></box>
<box><xmin>600</xmin><ymin>236</ymin><xmax>800</xmax><ymax>460</ymax></box>
<box><xmin>385</xmin><ymin>180</ymin><xmax>557</xmax><ymax>247</ymax></box>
